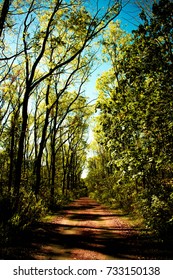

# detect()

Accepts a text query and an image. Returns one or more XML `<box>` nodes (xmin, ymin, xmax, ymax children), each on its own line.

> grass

<box><xmin>100</xmin><ymin>199</ymin><xmax>148</xmax><ymax>233</ymax></box>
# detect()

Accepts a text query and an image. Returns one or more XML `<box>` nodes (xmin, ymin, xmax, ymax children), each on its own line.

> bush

<box><xmin>11</xmin><ymin>188</ymin><xmax>47</xmax><ymax>229</ymax></box>
<box><xmin>48</xmin><ymin>192</ymin><xmax>75</xmax><ymax>211</ymax></box>
<box><xmin>0</xmin><ymin>188</ymin><xmax>47</xmax><ymax>231</ymax></box>
<box><xmin>139</xmin><ymin>185</ymin><xmax>173</xmax><ymax>237</ymax></box>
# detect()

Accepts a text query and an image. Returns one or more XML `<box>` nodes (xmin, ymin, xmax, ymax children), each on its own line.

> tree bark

<box><xmin>0</xmin><ymin>0</ymin><xmax>12</xmax><ymax>37</ymax></box>
<box><xmin>14</xmin><ymin>89</ymin><xmax>29</xmax><ymax>195</ymax></box>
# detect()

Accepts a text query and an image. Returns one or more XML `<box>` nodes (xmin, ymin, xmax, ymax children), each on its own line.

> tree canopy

<box><xmin>86</xmin><ymin>0</ymin><xmax>173</xmax><ymax>236</ymax></box>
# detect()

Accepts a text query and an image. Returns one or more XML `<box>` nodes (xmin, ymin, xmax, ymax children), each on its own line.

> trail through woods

<box><xmin>1</xmin><ymin>197</ymin><xmax>173</xmax><ymax>259</ymax></box>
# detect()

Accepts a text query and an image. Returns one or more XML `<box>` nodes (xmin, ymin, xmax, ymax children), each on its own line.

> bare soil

<box><xmin>1</xmin><ymin>197</ymin><xmax>173</xmax><ymax>260</ymax></box>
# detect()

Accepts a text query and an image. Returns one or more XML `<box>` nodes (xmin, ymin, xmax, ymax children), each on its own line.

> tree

<box><xmin>90</xmin><ymin>0</ymin><xmax>173</xmax><ymax>234</ymax></box>
<box><xmin>0</xmin><ymin>0</ymin><xmax>124</xmax><ymax>233</ymax></box>
<box><xmin>0</xmin><ymin>0</ymin><xmax>121</xmax><ymax>196</ymax></box>
<box><xmin>0</xmin><ymin>0</ymin><xmax>13</xmax><ymax>37</ymax></box>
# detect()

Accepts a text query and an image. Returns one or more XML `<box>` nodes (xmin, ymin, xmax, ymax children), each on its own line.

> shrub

<box><xmin>139</xmin><ymin>185</ymin><xmax>173</xmax><ymax>237</ymax></box>
<box><xmin>10</xmin><ymin>188</ymin><xmax>47</xmax><ymax>229</ymax></box>
<box><xmin>0</xmin><ymin>188</ymin><xmax>47</xmax><ymax>231</ymax></box>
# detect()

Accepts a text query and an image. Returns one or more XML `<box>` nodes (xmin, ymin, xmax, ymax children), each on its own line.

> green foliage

<box><xmin>0</xmin><ymin>0</ymin><xmax>121</xmax><ymax>223</ymax></box>
<box><xmin>48</xmin><ymin>193</ymin><xmax>74</xmax><ymax>211</ymax></box>
<box><xmin>0</xmin><ymin>189</ymin><xmax>46</xmax><ymax>231</ymax></box>
<box><xmin>87</xmin><ymin>0</ymin><xmax>173</xmax><ymax>237</ymax></box>
<box><xmin>11</xmin><ymin>189</ymin><xmax>46</xmax><ymax>229</ymax></box>
<box><xmin>0</xmin><ymin>189</ymin><xmax>46</xmax><ymax>244</ymax></box>
<box><xmin>138</xmin><ymin>184</ymin><xmax>173</xmax><ymax>236</ymax></box>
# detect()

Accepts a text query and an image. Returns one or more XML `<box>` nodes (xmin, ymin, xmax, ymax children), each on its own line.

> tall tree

<box><xmin>91</xmin><ymin>0</ymin><xmax>173</xmax><ymax>233</ymax></box>
<box><xmin>9</xmin><ymin>0</ymin><xmax>122</xmax><ymax>195</ymax></box>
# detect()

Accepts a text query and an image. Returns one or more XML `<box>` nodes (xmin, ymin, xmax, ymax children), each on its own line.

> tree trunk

<box><xmin>34</xmin><ymin>113</ymin><xmax>49</xmax><ymax>195</ymax></box>
<box><xmin>14</xmin><ymin>89</ymin><xmax>29</xmax><ymax>196</ymax></box>
<box><xmin>34</xmin><ymin>83</ymin><xmax>50</xmax><ymax>195</ymax></box>
<box><xmin>50</xmin><ymin>100</ymin><xmax>59</xmax><ymax>204</ymax></box>
<box><xmin>0</xmin><ymin>0</ymin><xmax>12</xmax><ymax>37</ymax></box>
<box><xmin>8</xmin><ymin>120</ymin><xmax>15</xmax><ymax>193</ymax></box>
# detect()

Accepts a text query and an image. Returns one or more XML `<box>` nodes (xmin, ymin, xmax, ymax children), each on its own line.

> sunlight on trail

<box><xmin>31</xmin><ymin>197</ymin><xmax>140</xmax><ymax>260</ymax></box>
<box><xmin>1</xmin><ymin>197</ymin><xmax>173</xmax><ymax>260</ymax></box>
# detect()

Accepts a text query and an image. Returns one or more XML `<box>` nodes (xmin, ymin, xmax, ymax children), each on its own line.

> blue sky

<box><xmin>117</xmin><ymin>1</ymin><xmax>142</xmax><ymax>32</ymax></box>
<box><xmin>83</xmin><ymin>0</ymin><xmax>142</xmax><ymax>103</ymax></box>
<box><xmin>81</xmin><ymin>0</ymin><xmax>143</xmax><ymax>176</ymax></box>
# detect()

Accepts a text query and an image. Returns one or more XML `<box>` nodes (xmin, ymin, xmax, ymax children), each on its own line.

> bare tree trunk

<box><xmin>0</xmin><ymin>0</ymin><xmax>12</xmax><ymax>37</ymax></box>
<box><xmin>14</xmin><ymin>89</ymin><xmax>29</xmax><ymax>196</ymax></box>
<box><xmin>8</xmin><ymin>119</ymin><xmax>15</xmax><ymax>193</ymax></box>
<box><xmin>50</xmin><ymin>103</ymin><xmax>58</xmax><ymax>204</ymax></box>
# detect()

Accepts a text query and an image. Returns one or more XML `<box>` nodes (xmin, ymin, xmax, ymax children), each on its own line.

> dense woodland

<box><xmin>0</xmin><ymin>0</ymin><xmax>173</xmax><ymax>244</ymax></box>
<box><xmin>87</xmin><ymin>0</ymin><xmax>173</xmax><ymax>236</ymax></box>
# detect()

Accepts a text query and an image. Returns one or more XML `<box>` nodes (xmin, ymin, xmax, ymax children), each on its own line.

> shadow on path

<box><xmin>1</xmin><ymin>197</ymin><xmax>173</xmax><ymax>260</ymax></box>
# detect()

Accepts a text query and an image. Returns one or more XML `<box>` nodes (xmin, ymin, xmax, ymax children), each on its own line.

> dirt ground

<box><xmin>1</xmin><ymin>197</ymin><xmax>173</xmax><ymax>260</ymax></box>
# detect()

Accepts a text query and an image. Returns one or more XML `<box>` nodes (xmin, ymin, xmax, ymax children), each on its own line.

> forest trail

<box><xmin>1</xmin><ymin>197</ymin><xmax>173</xmax><ymax>260</ymax></box>
<box><xmin>32</xmin><ymin>197</ymin><xmax>139</xmax><ymax>260</ymax></box>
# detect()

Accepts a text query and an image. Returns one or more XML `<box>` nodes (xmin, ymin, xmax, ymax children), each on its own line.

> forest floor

<box><xmin>1</xmin><ymin>197</ymin><xmax>173</xmax><ymax>260</ymax></box>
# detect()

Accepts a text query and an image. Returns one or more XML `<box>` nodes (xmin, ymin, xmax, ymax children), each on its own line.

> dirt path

<box><xmin>33</xmin><ymin>197</ymin><xmax>136</xmax><ymax>260</ymax></box>
<box><xmin>1</xmin><ymin>197</ymin><xmax>173</xmax><ymax>259</ymax></box>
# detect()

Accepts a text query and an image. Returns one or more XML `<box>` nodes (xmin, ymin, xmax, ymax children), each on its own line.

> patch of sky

<box><xmin>81</xmin><ymin>0</ymin><xmax>143</xmax><ymax>178</ymax></box>
<box><xmin>84</xmin><ymin>0</ymin><xmax>142</xmax><ymax>103</ymax></box>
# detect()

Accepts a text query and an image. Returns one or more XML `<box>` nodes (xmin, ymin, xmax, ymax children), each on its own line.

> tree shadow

<box><xmin>1</xmin><ymin>222</ymin><xmax>173</xmax><ymax>260</ymax></box>
<box><xmin>1</xmin><ymin>198</ymin><xmax>173</xmax><ymax>260</ymax></box>
<box><xmin>66</xmin><ymin>212</ymin><xmax>128</xmax><ymax>221</ymax></box>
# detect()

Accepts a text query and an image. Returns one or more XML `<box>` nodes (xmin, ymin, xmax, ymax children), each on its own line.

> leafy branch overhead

<box><xmin>0</xmin><ymin>0</ymin><xmax>121</xmax><ymax>210</ymax></box>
